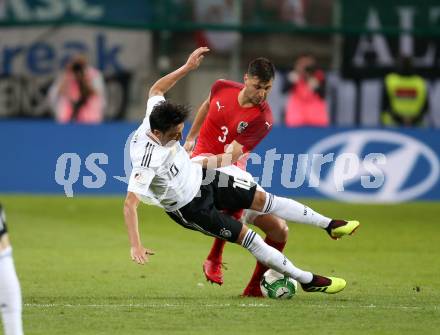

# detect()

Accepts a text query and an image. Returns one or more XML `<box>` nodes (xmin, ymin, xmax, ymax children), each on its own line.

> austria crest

<box><xmin>237</xmin><ymin>121</ymin><xmax>248</xmax><ymax>134</ymax></box>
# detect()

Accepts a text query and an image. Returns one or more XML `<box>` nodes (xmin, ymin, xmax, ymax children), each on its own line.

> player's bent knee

<box><xmin>236</xmin><ymin>224</ymin><xmax>249</xmax><ymax>245</ymax></box>
<box><xmin>255</xmin><ymin>215</ymin><xmax>288</xmax><ymax>242</ymax></box>
<box><xmin>250</xmin><ymin>191</ymin><xmax>266</xmax><ymax>211</ymax></box>
<box><xmin>278</xmin><ymin>220</ymin><xmax>289</xmax><ymax>241</ymax></box>
<box><xmin>268</xmin><ymin>221</ymin><xmax>288</xmax><ymax>242</ymax></box>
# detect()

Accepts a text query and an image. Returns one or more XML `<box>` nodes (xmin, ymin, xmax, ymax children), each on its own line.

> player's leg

<box><xmin>242</xmin><ymin>213</ymin><xmax>288</xmax><ymax>297</ymax></box>
<box><xmin>201</xmin><ymin>165</ymin><xmax>253</xmax><ymax>285</ymax></box>
<box><xmin>203</xmin><ymin>171</ymin><xmax>346</xmax><ymax>293</ymax></box>
<box><xmin>203</xmin><ymin>240</ymin><xmax>226</xmax><ymax>285</ymax></box>
<box><xmin>249</xmin><ymin>191</ymin><xmax>360</xmax><ymax>239</ymax></box>
<box><xmin>216</xmin><ymin>167</ymin><xmax>358</xmax><ymax>238</ymax></box>
<box><xmin>0</xmin><ymin>205</ymin><xmax>24</xmax><ymax>335</ymax></box>
<box><xmin>236</xmin><ymin>225</ymin><xmax>346</xmax><ymax>294</ymax></box>
<box><xmin>202</xmin><ymin>209</ymin><xmax>242</xmax><ymax>285</ymax></box>
<box><xmin>167</xmin><ymin>187</ymin><xmax>346</xmax><ymax>294</ymax></box>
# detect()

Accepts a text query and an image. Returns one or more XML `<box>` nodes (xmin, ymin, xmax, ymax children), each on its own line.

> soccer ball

<box><xmin>260</xmin><ymin>269</ymin><xmax>298</xmax><ymax>299</ymax></box>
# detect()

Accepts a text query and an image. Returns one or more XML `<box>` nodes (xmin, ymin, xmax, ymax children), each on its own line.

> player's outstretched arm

<box><xmin>149</xmin><ymin>47</ymin><xmax>210</xmax><ymax>98</ymax></box>
<box><xmin>193</xmin><ymin>140</ymin><xmax>244</xmax><ymax>168</ymax></box>
<box><xmin>184</xmin><ymin>96</ymin><xmax>210</xmax><ymax>153</ymax></box>
<box><xmin>123</xmin><ymin>192</ymin><xmax>155</xmax><ymax>265</ymax></box>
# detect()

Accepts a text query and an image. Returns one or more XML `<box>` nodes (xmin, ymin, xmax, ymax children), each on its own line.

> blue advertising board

<box><xmin>0</xmin><ymin>121</ymin><xmax>439</xmax><ymax>203</ymax></box>
<box><xmin>0</xmin><ymin>0</ymin><xmax>154</xmax><ymax>25</ymax></box>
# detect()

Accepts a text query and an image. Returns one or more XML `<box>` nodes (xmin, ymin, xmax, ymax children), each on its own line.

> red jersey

<box><xmin>192</xmin><ymin>79</ymin><xmax>273</xmax><ymax>170</ymax></box>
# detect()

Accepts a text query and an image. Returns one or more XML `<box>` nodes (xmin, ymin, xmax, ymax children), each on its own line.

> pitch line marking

<box><xmin>24</xmin><ymin>303</ymin><xmax>439</xmax><ymax>311</ymax></box>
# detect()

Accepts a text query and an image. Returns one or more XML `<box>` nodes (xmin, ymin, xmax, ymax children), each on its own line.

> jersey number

<box><xmin>218</xmin><ymin>126</ymin><xmax>229</xmax><ymax>143</ymax></box>
<box><xmin>232</xmin><ymin>176</ymin><xmax>252</xmax><ymax>191</ymax></box>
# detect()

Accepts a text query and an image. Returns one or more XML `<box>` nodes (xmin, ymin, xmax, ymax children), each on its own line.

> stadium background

<box><xmin>1</xmin><ymin>1</ymin><xmax>439</xmax><ymax>334</ymax></box>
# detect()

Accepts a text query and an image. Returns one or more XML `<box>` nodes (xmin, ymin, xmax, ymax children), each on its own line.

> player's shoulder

<box><xmin>258</xmin><ymin>101</ymin><xmax>273</xmax><ymax>119</ymax></box>
<box><xmin>245</xmin><ymin>102</ymin><xmax>273</xmax><ymax>129</ymax></box>
<box><xmin>136</xmin><ymin>138</ymin><xmax>169</xmax><ymax>169</ymax></box>
<box><xmin>246</xmin><ymin>101</ymin><xmax>272</xmax><ymax>119</ymax></box>
<box><xmin>259</xmin><ymin>101</ymin><xmax>272</xmax><ymax>113</ymax></box>
<box><xmin>212</xmin><ymin>79</ymin><xmax>243</xmax><ymax>92</ymax></box>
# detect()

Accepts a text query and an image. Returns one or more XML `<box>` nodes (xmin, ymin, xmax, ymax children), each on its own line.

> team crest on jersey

<box><xmin>237</xmin><ymin>121</ymin><xmax>248</xmax><ymax>134</ymax></box>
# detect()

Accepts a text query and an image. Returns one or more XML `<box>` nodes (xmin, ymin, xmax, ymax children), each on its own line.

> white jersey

<box><xmin>128</xmin><ymin>96</ymin><xmax>203</xmax><ymax>212</ymax></box>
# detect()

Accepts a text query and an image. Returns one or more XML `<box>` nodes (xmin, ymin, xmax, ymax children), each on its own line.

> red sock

<box><xmin>245</xmin><ymin>237</ymin><xmax>287</xmax><ymax>288</ymax></box>
<box><xmin>207</xmin><ymin>238</ymin><xmax>226</xmax><ymax>261</ymax></box>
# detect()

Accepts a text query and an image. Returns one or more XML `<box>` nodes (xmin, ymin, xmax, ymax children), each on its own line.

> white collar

<box><xmin>147</xmin><ymin>131</ymin><xmax>161</xmax><ymax>145</ymax></box>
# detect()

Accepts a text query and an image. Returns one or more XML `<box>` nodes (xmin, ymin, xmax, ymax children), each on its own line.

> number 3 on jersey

<box><xmin>218</xmin><ymin>126</ymin><xmax>228</xmax><ymax>143</ymax></box>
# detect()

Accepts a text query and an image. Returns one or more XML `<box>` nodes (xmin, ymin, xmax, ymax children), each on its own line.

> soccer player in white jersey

<box><xmin>0</xmin><ymin>204</ymin><xmax>24</xmax><ymax>335</ymax></box>
<box><xmin>123</xmin><ymin>47</ymin><xmax>349</xmax><ymax>294</ymax></box>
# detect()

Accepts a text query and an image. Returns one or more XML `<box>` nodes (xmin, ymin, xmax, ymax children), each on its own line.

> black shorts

<box><xmin>166</xmin><ymin>169</ymin><xmax>257</xmax><ymax>243</ymax></box>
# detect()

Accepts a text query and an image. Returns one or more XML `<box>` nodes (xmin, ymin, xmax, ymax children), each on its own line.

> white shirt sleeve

<box><xmin>127</xmin><ymin>167</ymin><xmax>156</xmax><ymax>200</ymax></box>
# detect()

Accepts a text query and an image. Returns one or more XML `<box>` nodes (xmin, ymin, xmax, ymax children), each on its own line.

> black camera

<box><xmin>304</xmin><ymin>64</ymin><xmax>316</xmax><ymax>74</ymax></box>
<box><xmin>71</xmin><ymin>61</ymin><xmax>85</xmax><ymax>74</ymax></box>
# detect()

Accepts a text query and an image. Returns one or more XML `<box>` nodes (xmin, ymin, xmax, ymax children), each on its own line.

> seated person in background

<box><xmin>283</xmin><ymin>54</ymin><xmax>329</xmax><ymax>127</ymax></box>
<box><xmin>382</xmin><ymin>56</ymin><xmax>429</xmax><ymax>127</ymax></box>
<box><xmin>49</xmin><ymin>55</ymin><xmax>106</xmax><ymax>124</ymax></box>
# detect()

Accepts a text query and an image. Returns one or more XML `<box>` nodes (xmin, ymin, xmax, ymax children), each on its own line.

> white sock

<box><xmin>263</xmin><ymin>194</ymin><xmax>331</xmax><ymax>228</ymax></box>
<box><xmin>241</xmin><ymin>229</ymin><xmax>313</xmax><ymax>284</ymax></box>
<box><xmin>0</xmin><ymin>247</ymin><xmax>24</xmax><ymax>335</ymax></box>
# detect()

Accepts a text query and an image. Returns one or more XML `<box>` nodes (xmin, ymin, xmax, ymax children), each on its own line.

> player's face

<box><xmin>158</xmin><ymin>123</ymin><xmax>184</xmax><ymax>147</ymax></box>
<box><xmin>243</xmin><ymin>75</ymin><xmax>273</xmax><ymax>105</ymax></box>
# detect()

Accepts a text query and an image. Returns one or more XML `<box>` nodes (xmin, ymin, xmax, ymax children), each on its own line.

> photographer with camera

<box><xmin>49</xmin><ymin>55</ymin><xmax>106</xmax><ymax>124</ymax></box>
<box><xmin>283</xmin><ymin>53</ymin><xmax>329</xmax><ymax>127</ymax></box>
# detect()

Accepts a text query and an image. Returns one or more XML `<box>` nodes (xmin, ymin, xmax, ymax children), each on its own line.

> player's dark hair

<box><xmin>247</xmin><ymin>58</ymin><xmax>275</xmax><ymax>83</ymax></box>
<box><xmin>149</xmin><ymin>101</ymin><xmax>190</xmax><ymax>133</ymax></box>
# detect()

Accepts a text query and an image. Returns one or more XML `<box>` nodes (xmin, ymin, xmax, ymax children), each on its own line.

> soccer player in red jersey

<box><xmin>184</xmin><ymin>58</ymin><xmax>359</xmax><ymax>296</ymax></box>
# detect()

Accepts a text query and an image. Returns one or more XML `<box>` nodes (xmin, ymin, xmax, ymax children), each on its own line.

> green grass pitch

<box><xmin>1</xmin><ymin>195</ymin><xmax>440</xmax><ymax>335</ymax></box>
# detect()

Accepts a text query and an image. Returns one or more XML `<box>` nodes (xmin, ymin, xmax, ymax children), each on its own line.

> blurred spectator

<box><xmin>252</xmin><ymin>0</ymin><xmax>306</xmax><ymax>26</ymax></box>
<box><xmin>194</xmin><ymin>0</ymin><xmax>241</xmax><ymax>53</ymax></box>
<box><xmin>283</xmin><ymin>54</ymin><xmax>329</xmax><ymax>127</ymax></box>
<box><xmin>48</xmin><ymin>55</ymin><xmax>106</xmax><ymax>124</ymax></box>
<box><xmin>279</xmin><ymin>0</ymin><xmax>306</xmax><ymax>26</ymax></box>
<box><xmin>382</xmin><ymin>56</ymin><xmax>429</xmax><ymax>127</ymax></box>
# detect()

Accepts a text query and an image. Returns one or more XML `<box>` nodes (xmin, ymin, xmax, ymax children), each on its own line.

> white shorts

<box><xmin>191</xmin><ymin>157</ymin><xmax>264</xmax><ymax>224</ymax></box>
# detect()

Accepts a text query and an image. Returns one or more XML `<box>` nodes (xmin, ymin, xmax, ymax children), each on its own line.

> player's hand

<box><xmin>185</xmin><ymin>47</ymin><xmax>210</xmax><ymax>71</ymax></box>
<box><xmin>130</xmin><ymin>246</ymin><xmax>155</xmax><ymax>265</ymax></box>
<box><xmin>183</xmin><ymin>139</ymin><xmax>195</xmax><ymax>154</ymax></box>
